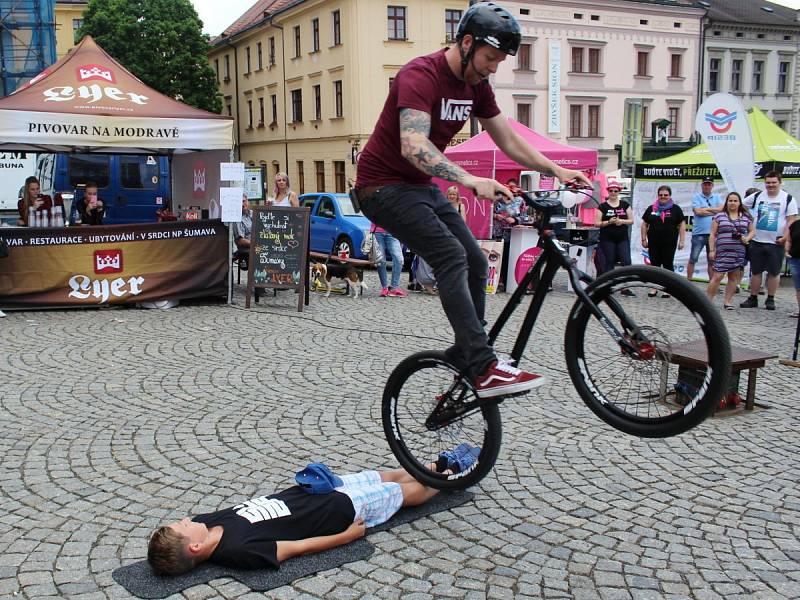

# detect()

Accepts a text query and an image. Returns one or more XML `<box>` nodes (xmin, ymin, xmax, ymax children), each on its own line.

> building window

<box><xmin>731</xmin><ymin>59</ymin><xmax>742</xmax><ymax>92</ymax></box>
<box><xmin>334</xmin><ymin>80</ymin><xmax>343</xmax><ymax>117</ymax></box>
<box><xmin>571</xmin><ymin>47</ymin><xmax>583</xmax><ymax>73</ymax></box>
<box><xmin>291</xmin><ymin>89</ymin><xmax>303</xmax><ymax>122</ymax></box>
<box><xmin>297</xmin><ymin>161</ymin><xmax>305</xmax><ymax>194</ymax></box>
<box><xmin>224</xmin><ymin>55</ymin><xmax>230</xmax><ymax>81</ymax></box>
<box><xmin>270</xmin><ymin>94</ymin><xmax>277</xmax><ymax>124</ymax></box>
<box><xmin>226</xmin><ymin>103</ymin><xmax>232</xmax><ymax>117</ymax></box>
<box><xmin>247</xmin><ymin>100</ymin><xmax>253</xmax><ymax>128</ymax></box>
<box><xmin>214</xmin><ymin>59</ymin><xmax>219</xmax><ymax>83</ymax></box>
<box><xmin>258</xmin><ymin>97</ymin><xmax>265</xmax><ymax>126</ymax></box>
<box><xmin>334</xmin><ymin>161</ymin><xmax>346</xmax><ymax>193</ymax></box>
<box><xmin>588</xmin><ymin>105</ymin><xmax>600</xmax><ymax>137</ymax></box>
<box><xmin>73</xmin><ymin>18</ymin><xmax>84</xmax><ymax>43</ymax></box>
<box><xmin>670</xmin><ymin>54</ymin><xmax>682</xmax><ymax>78</ymax></box>
<box><xmin>256</xmin><ymin>42</ymin><xmax>263</xmax><ymax>70</ymax></box>
<box><xmin>517</xmin><ymin>103</ymin><xmax>530</xmax><ymax>127</ymax></box>
<box><xmin>752</xmin><ymin>59</ymin><xmax>764</xmax><ymax>92</ymax></box>
<box><xmin>445</xmin><ymin>9</ymin><xmax>462</xmax><ymax>43</ymax></box>
<box><xmin>570</xmin><ymin>105</ymin><xmax>582</xmax><ymax>137</ymax></box>
<box><xmin>245</xmin><ymin>46</ymin><xmax>251</xmax><ymax>74</ymax></box>
<box><xmin>641</xmin><ymin>105</ymin><xmax>649</xmax><ymax>135</ymax></box>
<box><xmin>708</xmin><ymin>58</ymin><xmax>720</xmax><ymax>92</ymax></box>
<box><xmin>636</xmin><ymin>51</ymin><xmax>649</xmax><ymax>77</ymax></box>
<box><xmin>294</xmin><ymin>25</ymin><xmax>301</xmax><ymax>57</ymax></box>
<box><xmin>388</xmin><ymin>6</ymin><xmax>407</xmax><ymax>40</ymax></box>
<box><xmin>389</xmin><ymin>77</ymin><xmax>395</xmax><ymax>90</ymax></box>
<box><xmin>315</xmin><ymin>161</ymin><xmax>325</xmax><ymax>191</ymax></box>
<box><xmin>778</xmin><ymin>61</ymin><xmax>790</xmax><ymax>93</ymax></box>
<box><xmin>588</xmin><ymin>48</ymin><xmax>600</xmax><ymax>73</ymax></box>
<box><xmin>312</xmin><ymin>18</ymin><xmax>320</xmax><ymax>52</ymax></box>
<box><xmin>332</xmin><ymin>10</ymin><xmax>342</xmax><ymax>45</ymax></box>
<box><xmin>776</xmin><ymin>120</ymin><xmax>787</xmax><ymax>131</ymax></box>
<box><xmin>269</xmin><ymin>37</ymin><xmax>276</xmax><ymax>66</ymax></box>
<box><xmin>518</xmin><ymin>43</ymin><xmax>532</xmax><ymax>70</ymax></box>
<box><xmin>313</xmin><ymin>84</ymin><xmax>321</xmax><ymax>120</ymax></box>
<box><xmin>668</xmin><ymin>106</ymin><xmax>679</xmax><ymax>138</ymax></box>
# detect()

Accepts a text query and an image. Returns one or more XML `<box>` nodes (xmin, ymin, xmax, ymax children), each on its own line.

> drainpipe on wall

<box><xmin>226</xmin><ymin>39</ymin><xmax>242</xmax><ymax>159</ymax></box>
<box><xmin>695</xmin><ymin>12</ymin><xmax>709</xmax><ymax>144</ymax></box>
<box><xmin>270</xmin><ymin>17</ymin><xmax>290</xmax><ymax>173</ymax></box>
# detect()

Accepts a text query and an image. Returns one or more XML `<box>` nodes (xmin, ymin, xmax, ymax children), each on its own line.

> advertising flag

<box><xmin>694</xmin><ymin>93</ymin><xmax>754</xmax><ymax>195</ymax></box>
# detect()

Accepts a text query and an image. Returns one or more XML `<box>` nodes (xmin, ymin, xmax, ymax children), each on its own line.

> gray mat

<box><xmin>112</xmin><ymin>490</ymin><xmax>473</xmax><ymax>599</ymax></box>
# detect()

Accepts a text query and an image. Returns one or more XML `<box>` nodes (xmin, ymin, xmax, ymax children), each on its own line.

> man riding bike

<box><xmin>356</xmin><ymin>2</ymin><xmax>591</xmax><ymax>398</ymax></box>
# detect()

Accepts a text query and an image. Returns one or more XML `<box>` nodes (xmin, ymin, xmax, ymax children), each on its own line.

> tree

<box><xmin>79</xmin><ymin>0</ymin><xmax>222</xmax><ymax>113</ymax></box>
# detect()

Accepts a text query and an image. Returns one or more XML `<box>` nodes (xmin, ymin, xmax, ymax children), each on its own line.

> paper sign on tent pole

<box><xmin>694</xmin><ymin>93</ymin><xmax>754</xmax><ymax>195</ymax></box>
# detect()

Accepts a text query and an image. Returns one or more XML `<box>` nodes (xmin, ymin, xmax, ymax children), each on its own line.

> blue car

<box><xmin>299</xmin><ymin>192</ymin><xmax>372</xmax><ymax>259</ymax></box>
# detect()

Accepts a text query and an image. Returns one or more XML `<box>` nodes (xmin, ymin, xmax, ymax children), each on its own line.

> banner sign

<box><xmin>634</xmin><ymin>161</ymin><xmax>800</xmax><ymax>180</ymax></box>
<box><xmin>0</xmin><ymin>220</ymin><xmax>228</xmax><ymax>308</ymax></box>
<box><xmin>548</xmin><ymin>41</ymin><xmax>561</xmax><ymax>133</ymax></box>
<box><xmin>694</xmin><ymin>93</ymin><xmax>754</xmax><ymax>195</ymax></box>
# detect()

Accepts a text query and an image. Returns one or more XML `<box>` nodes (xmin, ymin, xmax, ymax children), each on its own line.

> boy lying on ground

<box><xmin>147</xmin><ymin>446</ymin><xmax>480</xmax><ymax>575</ymax></box>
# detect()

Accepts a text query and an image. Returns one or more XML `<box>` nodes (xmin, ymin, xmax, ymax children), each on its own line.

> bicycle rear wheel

<box><xmin>565</xmin><ymin>265</ymin><xmax>731</xmax><ymax>437</ymax></box>
<box><xmin>382</xmin><ymin>351</ymin><xmax>502</xmax><ymax>490</ymax></box>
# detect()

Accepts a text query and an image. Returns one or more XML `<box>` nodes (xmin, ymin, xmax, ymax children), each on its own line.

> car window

<box><xmin>337</xmin><ymin>196</ymin><xmax>361</xmax><ymax>216</ymax></box>
<box><xmin>68</xmin><ymin>154</ymin><xmax>110</xmax><ymax>188</ymax></box>
<box><xmin>120</xmin><ymin>155</ymin><xmax>158</xmax><ymax>189</ymax></box>
<box><xmin>317</xmin><ymin>197</ymin><xmax>335</xmax><ymax>218</ymax></box>
<box><xmin>301</xmin><ymin>196</ymin><xmax>317</xmax><ymax>209</ymax></box>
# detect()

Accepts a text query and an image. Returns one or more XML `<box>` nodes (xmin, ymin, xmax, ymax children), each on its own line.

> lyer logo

<box><xmin>440</xmin><ymin>99</ymin><xmax>473</xmax><ymax>122</ymax></box>
<box><xmin>77</xmin><ymin>64</ymin><xmax>116</xmax><ymax>83</ymax></box>
<box><xmin>94</xmin><ymin>249</ymin><xmax>123</xmax><ymax>274</ymax></box>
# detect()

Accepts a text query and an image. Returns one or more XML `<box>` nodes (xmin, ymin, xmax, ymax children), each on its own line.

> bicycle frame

<box><xmin>488</xmin><ymin>213</ymin><xmax>650</xmax><ymax>369</ymax></box>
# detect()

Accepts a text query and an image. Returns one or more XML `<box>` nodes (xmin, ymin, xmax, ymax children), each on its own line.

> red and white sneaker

<box><xmin>474</xmin><ymin>360</ymin><xmax>546</xmax><ymax>398</ymax></box>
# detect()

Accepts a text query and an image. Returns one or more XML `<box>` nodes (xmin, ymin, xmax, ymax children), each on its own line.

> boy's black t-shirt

<box><xmin>642</xmin><ymin>204</ymin><xmax>686</xmax><ymax>245</ymax></box>
<box><xmin>193</xmin><ymin>486</ymin><xmax>355</xmax><ymax>569</ymax></box>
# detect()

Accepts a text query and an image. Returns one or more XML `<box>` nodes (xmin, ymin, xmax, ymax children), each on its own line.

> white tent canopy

<box><xmin>0</xmin><ymin>36</ymin><xmax>233</xmax><ymax>154</ymax></box>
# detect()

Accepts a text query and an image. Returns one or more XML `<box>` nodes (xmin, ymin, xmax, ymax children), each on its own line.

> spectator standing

<box><xmin>372</xmin><ymin>224</ymin><xmax>407</xmax><ymax>297</ymax></box>
<box><xmin>641</xmin><ymin>185</ymin><xmax>686</xmax><ymax>297</ymax></box>
<box><xmin>786</xmin><ymin>218</ymin><xmax>800</xmax><ymax>318</ymax></box>
<box><xmin>445</xmin><ymin>186</ymin><xmax>466</xmax><ymax>220</ymax></box>
<box><xmin>688</xmin><ymin>176</ymin><xmax>723</xmax><ymax>281</ymax></box>
<box><xmin>740</xmin><ymin>171</ymin><xmax>798</xmax><ymax>310</ymax></box>
<box><xmin>595</xmin><ymin>181</ymin><xmax>633</xmax><ymax>288</ymax></box>
<box><xmin>707</xmin><ymin>192</ymin><xmax>754</xmax><ymax>309</ymax></box>
<box><xmin>268</xmin><ymin>172</ymin><xmax>299</xmax><ymax>207</ymax></box>
<box><xmin>493</xmin><ymin>192</ymin><xmax>522</xmax><ymax>291</ymax></box>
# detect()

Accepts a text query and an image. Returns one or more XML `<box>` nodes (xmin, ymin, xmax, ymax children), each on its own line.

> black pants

<box><xmin>361</xmin><ymin>184</ymin><xmax>495</xmax><ymax>375</ymax></box>
<box><xmin>598</xmin><ymin>238</ymin><xmax>632</xmax><ymax>274</ymax></box>
<box><xmin>648</xmin><ymin>240</ymin><xmax>677</xmax><ymax>271</ymax></box>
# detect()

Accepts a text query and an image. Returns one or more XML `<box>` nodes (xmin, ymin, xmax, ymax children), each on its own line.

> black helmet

<box><xmin>456</xmin><ymin>2</ymin><xmax>521</xmax><ymax>56</ymax></box>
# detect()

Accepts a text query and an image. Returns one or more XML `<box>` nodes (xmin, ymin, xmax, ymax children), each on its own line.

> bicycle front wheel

<box><xmin>565</xmin><ymin>266</ymin><xmax>731</xmax><ymax>438</ymax></box>
<box><xmin>382</xmin><ymin>351</ymin><xmax>502</xmax><ymax>490</ymax></box>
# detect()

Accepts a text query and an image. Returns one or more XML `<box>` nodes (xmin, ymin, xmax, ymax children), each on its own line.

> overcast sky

<box><xmin>191</xmin><ymin>0</ymin><xmax>800</xmax><ymax>37</ymax></box>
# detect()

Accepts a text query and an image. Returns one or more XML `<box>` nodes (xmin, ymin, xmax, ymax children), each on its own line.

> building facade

<box><xmin>210</xmin><ymin>0</ymin><xmax>471</xmax><ymax>194</ymax></box>
<box><xmin>703</xmin><ymin>0</ymin><xmax>800</xmax><ymax>138</ymax></box>
<box><xmin>492</xmin><ymin>0</ymin><xmax>705</xmax><ymax>172</ymax></box>
<box><xmin>54</xmin><ymin>0</ymin><xmax>88</xmax><ymax>58</ymax></box>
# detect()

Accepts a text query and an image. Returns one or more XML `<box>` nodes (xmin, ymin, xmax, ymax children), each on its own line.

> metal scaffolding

<box><xmin>0</xmin><ymin>0</ymin><xmax>56</xmax><ymax>96</ymax></box>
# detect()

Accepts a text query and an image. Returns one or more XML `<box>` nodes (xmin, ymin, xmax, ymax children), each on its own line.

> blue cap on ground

<box><xmin>295</xmin><ymin>463</ymin><xmax>344</xmax><ymax>494</ymax></box>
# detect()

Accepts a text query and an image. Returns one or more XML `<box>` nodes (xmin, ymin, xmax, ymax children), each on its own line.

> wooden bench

<box><xmin>667</xmin><ymin>340</ymin><xmax>778</xmax><ymax>411</ymax></box>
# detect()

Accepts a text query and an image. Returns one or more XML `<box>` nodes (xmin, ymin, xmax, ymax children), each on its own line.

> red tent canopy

<box><xmin>445</xmin><ymin>117</ymin><xmax>598</xmax><ymax>175</ymax></box>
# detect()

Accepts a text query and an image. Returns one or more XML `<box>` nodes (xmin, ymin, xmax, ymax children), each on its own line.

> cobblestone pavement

<box><xmin>1</xmin><ymin>271</ymin><xmax>799</xmax><ymax>600</ymax></box>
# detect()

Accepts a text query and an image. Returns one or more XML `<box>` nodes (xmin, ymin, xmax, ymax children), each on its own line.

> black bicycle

<box><xmin>382</xmin><ymin>188</ymin><xmax>732</xmax><ymax>490</ymax></box>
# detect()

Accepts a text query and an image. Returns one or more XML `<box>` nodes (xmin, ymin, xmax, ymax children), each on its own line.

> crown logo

<box><xmin>77</xmin><ymin>64</ymin><xmax>116</xmax><ymax>83</ymax></box>
<box><xmin>193</xmin><ymin>168</ymin><xmax>206</xmax><ymax>192</ymax></box>
<box><xmin>94</xmin><ymin>249</ymin><xmax>123</xmax><ymax>274</ymax></box>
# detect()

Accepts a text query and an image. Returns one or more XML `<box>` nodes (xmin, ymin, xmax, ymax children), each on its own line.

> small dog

<box><xmin>310</xmin><ymin>262</ymin><xmax>367</xmax><ymax>298</ymax></box>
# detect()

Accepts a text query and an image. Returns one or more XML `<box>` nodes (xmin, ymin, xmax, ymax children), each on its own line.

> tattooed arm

<box><xmin>399</xmin><ymin>108</ymin><xmax>512</xmax><ymax>200</ymax></box>
<box><xmin>479</xmin><ymin>114</ymin><xmax>592</xmax><ymax>187</ymax></box>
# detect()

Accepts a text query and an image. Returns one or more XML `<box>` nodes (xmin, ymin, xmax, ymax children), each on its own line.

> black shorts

<box><xmin>748</xmin><ymin>241</ymin><xmax>785</xmax><ymax>276</ymax></box>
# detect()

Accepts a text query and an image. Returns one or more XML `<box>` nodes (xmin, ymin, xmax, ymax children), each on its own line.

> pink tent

<box><xmin>440</xmin><ymin>118</ymin><xmax>598</xmax><ymax>238</ymax></box>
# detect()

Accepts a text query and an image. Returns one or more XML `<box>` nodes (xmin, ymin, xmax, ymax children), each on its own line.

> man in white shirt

<box><xmin>741</xmin><ymin>171</ymin><xmax>798</xmax><ymax>310</ymax></box>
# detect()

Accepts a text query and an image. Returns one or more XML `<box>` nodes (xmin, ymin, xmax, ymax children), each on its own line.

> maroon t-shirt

<box><xmin>356</xmin><ymin>49</ymin><xmax>500</xmax><ymax>187</ymax></box>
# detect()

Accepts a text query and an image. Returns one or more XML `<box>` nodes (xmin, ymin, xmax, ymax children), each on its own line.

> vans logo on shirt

<box><xmin>440</xmin><ymin>99</ymin><xmax>473</xmax><ymax>121</ymax></box>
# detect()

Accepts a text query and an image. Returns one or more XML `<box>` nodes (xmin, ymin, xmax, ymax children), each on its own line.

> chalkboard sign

<box><xmin>246</xmin><ymin>206</ymin><xmax>310</xmax><ymax>311</ymax></box>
